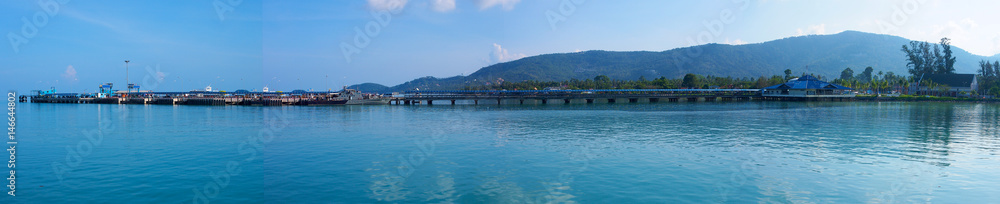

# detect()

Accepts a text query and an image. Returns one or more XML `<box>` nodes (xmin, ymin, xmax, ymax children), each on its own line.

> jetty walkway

<box><xmin>394</xmin><ymin>89</ymin><xmax>761</xmax><ymax>105</ymax></box>
<box><xmin>28</xmin><ymin>89</ymin><xmax>766</xmax><ymax>106</ymax></box>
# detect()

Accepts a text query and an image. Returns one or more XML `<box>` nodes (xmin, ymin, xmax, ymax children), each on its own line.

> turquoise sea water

<box><xmin>3</xmin><ymin>101</ymin><xmax>1000</xmax><ymax>203</ymax></box>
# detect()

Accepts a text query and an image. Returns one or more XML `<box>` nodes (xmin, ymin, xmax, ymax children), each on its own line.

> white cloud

<box><xmin>490</xmin><ymin>43</ymin><xmax>526</xmax><ymax>64</ymax></box>
<box><xmin>960</xmin><ymin>18</ymin><xmax>979</xmax><ymax>29</ymax></box>
<box><xmin>796</xmin><ymin>24</ymin><xmax>826</xmax><ymax>36</ymax></box>
<box><xmin>758</xmin><ymin>0</ymin><xmax>790</xmax><ymax>4</ymax></box>
<box><xmin>430</xmin><ymin>0</ymin><xmax>456</xmax><ymax>12</ymax></box>
<box><xmin>918</xmin><ymin>18</ymin><xmax>999</xmax><ymax>56</ymax></box>
<box><xmin>992</xmin><ymin>35</ymin><xmax>1000</xmax><ymax>56</ymax></box>
<box><xmin>64</xmin><ymin>9</ymin><xmax>122</xmax><ymax>33</ymax></box>
<box><xmin>724</xmin><ymin>38</ymin><xmax>747</xmax><ymax>45</ymax></box>
<box><xmin>155</xmin><ymin>71</ymin><xmax>167</xmax><ymax>81</ymax></box>
<box><xmin>368</xmin><ymin>0</ymin><xmax>408</xmax><ymax>12</ymax></box>
<box><xmin>932</xmin><ymin>18</ymin><xmax>976</xmax><ymax>38</ymax></box>
<box><xmin>149</xmin><ymin>65</ymin><xmax>168</xmax><ymax>82</ymax></box>
<box><xmin>476</xmin><ymin>0</ymin><xmax>521</xmax><ymax>10</ymax></box>
<box><xmin>62</xmin><ymin>65</ymin><xmax>78</xmax><ymax>82</ymax></box>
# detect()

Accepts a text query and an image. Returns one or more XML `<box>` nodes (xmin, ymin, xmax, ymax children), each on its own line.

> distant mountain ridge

<box><xmin>345</xmin><ymin>83</ymin><xmax>389</xmax><ymax>92</ymax></box>
<box><xmin>358</xmin><ymin>30</ymin><xmax>1000</xmax><ymax>92</ymax></box>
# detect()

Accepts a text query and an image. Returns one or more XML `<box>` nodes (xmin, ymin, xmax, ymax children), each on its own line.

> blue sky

<box><xmin>2</xmin><ymin>0</ymin><xmax>1000</xmax><ymax>93</ymax></box>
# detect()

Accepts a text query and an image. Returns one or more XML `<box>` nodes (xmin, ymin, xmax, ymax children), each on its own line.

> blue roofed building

<box><xmin>762</xmin><ymin>75</ymin><xmax>855</xmax><ymax>99</ymax></box>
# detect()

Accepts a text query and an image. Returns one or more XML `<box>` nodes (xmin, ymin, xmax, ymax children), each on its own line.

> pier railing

<box><xmin>403</xmin><ymin>89</ymin><xmax>758</xmax><ymax>98</ymax></box>
<box><xmin>395</xmin><ymin>89</ymin><xmax>762</xmax><ymax>105</ymax></box>
<box><xmin>27</xmin><ymin>89</ymin><xmax>766</xmax><ymax>106</ymax></box>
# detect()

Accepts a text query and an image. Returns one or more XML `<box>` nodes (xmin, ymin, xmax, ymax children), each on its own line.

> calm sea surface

<box><xmin>4</xmin><ymin>101</ymin><xmax>1000</xmax><ymax>203</ymax></box>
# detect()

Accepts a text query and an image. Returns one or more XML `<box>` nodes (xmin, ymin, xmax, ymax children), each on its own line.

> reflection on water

<box><xmin>353</xmin><ymin>102</ymin><xmax>1000</xmax><ymax>203</ymax></box>
<box><xmin>9</xmin><ymin>102</ymin><xmax>1000</xmax><ymax>203</ymax></box>
<box><xmin>906</xmin><ymin>103</ymin><xmax>956</xmax><ymax>166</ymax></box>
<box><xmin>980</xmin><ymin>105</ymin><xmax>1000</xmax><ymax>151</ymax></box>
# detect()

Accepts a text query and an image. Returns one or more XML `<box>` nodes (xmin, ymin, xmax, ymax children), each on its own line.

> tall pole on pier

<box><xmin>125</xmin><ymin>60</ymin><xmax>130</xmax><ymax>97</ymax></box>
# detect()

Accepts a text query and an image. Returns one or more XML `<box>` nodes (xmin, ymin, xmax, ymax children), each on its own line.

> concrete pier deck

<box><xmin>27</xmin><ymin>89</ymin><xmax>833</xmax><ymax>106</ymax></box>
<box><xmin>393</xmin><ymin>89</ymin><xmax>764</xmax><ymax>105</ymax></box>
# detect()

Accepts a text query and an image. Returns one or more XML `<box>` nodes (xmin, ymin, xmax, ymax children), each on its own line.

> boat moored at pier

<box><xmin>337</xmin><ymin>89</ymin><xmax>391</xmax><ymax>105</ymax></box>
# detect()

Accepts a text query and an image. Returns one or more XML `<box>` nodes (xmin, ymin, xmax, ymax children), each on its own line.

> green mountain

<box><xmin>345</xmin><ymin>83</ymin><xmax>390</xmax><ymax>92</ymax></box>
<box><xmin>363</xmin><ymin>31</ymin><xmax>999</xmax><ymax>92</ymax></box>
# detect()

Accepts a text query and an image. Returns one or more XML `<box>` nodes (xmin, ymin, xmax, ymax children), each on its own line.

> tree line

<box><xmin>832</xmin><ymin>66</ymin><xmax>909</xmax><ymax>95</ymax></box>
<box><xmin>902</xmin><ymin>37</ymin><xmax>1000</xmax><ymax>96</ymax></box>
<box><xmin>901</xmin><ymin>38</ymin><xmax>956</xmax><ymax>76</ymax></box>
<box><xmin>463</xmin><ymin>72</ymin><xmax>827</xmax><ymax>91</ymax></box>
<box><xmin>978</xmin><ymin>60</ymin><xmax>1000</xmax><ymax>96</ymax></box>
<box><xmin>463</xmin><ymin>37</ymin><xmax>1000</xmax><ymax>97</ymax></box>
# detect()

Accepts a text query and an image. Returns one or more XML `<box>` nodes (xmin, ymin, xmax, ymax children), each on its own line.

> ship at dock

<box><xmin>298</xmin><ymin>88</ymin><xmax>390</xmax><ymax>105</ymax></box>
<box><xmin>28</xmin><ymin>84</ymin><xmax>394</xmax><ymax>106</ymax></box>
<box><xmin>337</xmin><ymin>89</ymin><xmax>391</xmax><ymax>105</ymax></box>
<box><xmin>296</xmin><ymin>92</ymin><xmax>348</xmax><ymax>106</ymax></box>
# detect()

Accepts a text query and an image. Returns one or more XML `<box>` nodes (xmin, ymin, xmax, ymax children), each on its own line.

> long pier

<box><xmin>393</xmin><ymin>89</ymin><xmax>762</xmax><ymax>105</ymax></box>
<box><xmin>30</xmin><ymin>95</ymin><xmax>313</xmax><ymax>106</ymax></box>
<box><xmin>28</xmin><ymin>91</ymin><xmax>354</xmax><ymax>106</ymax></box>
<box><xmin>28</xmin><ymin>89</ymin><xmax>768</xmax><ymax>106</ymax></box>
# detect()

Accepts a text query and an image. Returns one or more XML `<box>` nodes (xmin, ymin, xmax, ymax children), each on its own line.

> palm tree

<box><xmin>903</xmin><ymin>80</ymin><xmax>910</xmax><ymax>94</ymax></box>
<box><xmin>883</xmin><ymin>80</ymin><xmax>892</xmax><ymax>94</ymax></box>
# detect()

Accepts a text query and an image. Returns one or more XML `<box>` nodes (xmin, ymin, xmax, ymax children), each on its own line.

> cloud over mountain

<box><xmin>489</xmin><ymin>43</ymin><xmax>526</xmax><ymax>64</ymax></box>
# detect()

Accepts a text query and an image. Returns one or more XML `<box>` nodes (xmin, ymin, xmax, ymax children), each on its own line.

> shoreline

<box><xmin>855</xmin><ymin>96</ymin><xmax>1000</xmax><ymax>103</ymax></box>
